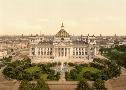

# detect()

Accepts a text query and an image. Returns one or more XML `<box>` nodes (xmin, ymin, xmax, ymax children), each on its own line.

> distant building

<box><xmin>29</xmin><ymin>23</ymin><xmax>98</xmax><ymax>63</ymax></box>
<box><xmin>0</xmin><ymin>50</ymin><xmax>7</xmax><ymax>59</ymax></box>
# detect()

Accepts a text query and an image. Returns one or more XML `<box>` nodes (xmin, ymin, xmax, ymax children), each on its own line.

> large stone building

<box><xmin>29</xmin><ymin>23</ymin><xmax>98</xmax><ymax>63</ymax></box>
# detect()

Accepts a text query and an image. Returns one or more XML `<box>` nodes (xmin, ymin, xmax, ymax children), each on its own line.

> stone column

<box><xmin>80</xmin><ymin>48</ymin><xmax>82</xmax><ymax>58</ymax></box>
<box><xmin>84</xmin><ymin>48</ymin><xmax>85</xmax><ymax>55</ymax></box>
<box><xmin>54</xmin><ymin>48</ymin><xmax>56</xmax><ymax>57</ymax></box>
<box><xmin>40</xmin><ymin>48</ymin><xmax>41</xmax><ymax>56</ymax></box>
<box><xmin>58</xmin><ymin>48</ymin><xmax>60</xmax><ymax>57</ymax></box>
<box><xmin>75</xmin><ymin>48</ymin><xmax>76</xmax><ymax>56</ymax></box>
<box><xmin>44</xmin><ymin>48</ymin><xmax>46</xmax><ymax>56</ymax></box>
<box><xmin>48</xmin><ymin>48</ymin><xmax>50</xmax><ymax>58</ymax></box>
<box><xmin>58</xmin><ymin>48</ymin><xmax>59</xmax><ymax>57</ymax></box>
<box><xmin>64</xmin><ymin>48</ymin><xmax>65</xmax><ymax>57</ymax></box>
<box><xmin>35</xmin><ymin>47</ymin><xmax>38</xmax><ymax>57</ymax></box>
<box><xmin>68</xmin><ymin>48</ymin><xmax>70</xmax><ymax>58</ymax></box>
<box><xmin>56</xmin><ymin>48</ymin><xmax>57</xmax><ymax>57</ymax></box>
<box><xmin>81</xmin><ymin>48</ymin><xmax>82</xmax><ymax>56</ymax></box>
<box><xmin>42</xmin><ymin>48</ymin><xmax>44</xmax><ymax>56</ymax></box>
<box><xmin>67</xmin><ymin>48</ymin><xmax>68</xmax><ymax>58</ymax></box>
<box><xmin>29</xmin><ymin>47</ymin><xmax>32</xmax><ymax>56</ymax></box>
<box><xmin>94</xmin><ymin>47</ymin><xmax>97</xmax><ymax>56</ymax></box>
<box><xmin>46</xmin><ymin>48</ymin><xmax>47</xmax><ymax>58</ymax></box>
<box><xmin>41</xmin><ymin>48</ymin><xmax>43</xmax><ymax>58</ymax></box>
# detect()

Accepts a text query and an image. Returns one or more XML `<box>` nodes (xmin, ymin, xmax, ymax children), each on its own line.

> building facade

<box><xmin>29</xmin><ymin>23</ymin><xmax>98</xmax><ymax>63</ymax></box>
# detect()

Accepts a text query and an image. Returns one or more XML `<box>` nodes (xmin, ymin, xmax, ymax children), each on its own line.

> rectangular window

<box><xmin>47</xmin><ymin>52</ymin><xmax>49</xmax><ymax>55</ymax></box>
<box><xmin>85</xmin><ymin>52</ymin><xmax>87</xmax><ymax>55</ymax></box>
<box><xmin>73</xmin><ymin>52</ymin><xmax>75</xmax><ymax>55</ymax></box>
<box><xmin>76</xmin><ymin>52</ymin><xmax>78</xmax><ymax>55</ymax></box>
<box><xmin>79</xmin><ymin>52</ymin><xmax>81</xmax><ymax>55</ymax></box>
<box><xmin>38</xmin><ymin>51</ymin><xmax>40</xmax><ymax>55</ymax></box>
<box><xmin>50</xmin><ymin>51</ymin><xmax>52</xmax><ymax>55</ymax></box>
<box><xmin>41</xmin><ymin>52</ymin><xmax>43</xmax><ymax>55</ymax></box>
<box><xmin>82</xmin><ymin>52</ymin><xmax>84</xmax><ymax>55</ymax></box>
<box><xmin>32</xmin><ymin>52</ymin><xmax>35</xmax><ymax>55</ymax></box>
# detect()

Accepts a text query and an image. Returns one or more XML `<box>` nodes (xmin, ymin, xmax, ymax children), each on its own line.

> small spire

<box><xmin>61</xmin><ymin>22</ymin><xmax>64</xmax><ymax>29</ymax></box>
<box><xmin>62</xmin><ymin>22</ymin><xmax>64</xmax><ymax>26</ymax></box>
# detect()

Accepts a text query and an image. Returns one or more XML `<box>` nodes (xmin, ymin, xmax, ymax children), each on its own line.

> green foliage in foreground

<box><xmin>93</xmin><ymin>79</ymin><xmax>107</xmax><ymax>90</ymax></box>
<box><xmin>24</xmin><ymin>66</ymin><xmax>41</xmax><ymax>74</ymax></box>
<box><xmin>76</xmin><ymin>79</ymin><xmax>92</xmax><ymax>90</ymax></box>
<box><xmin>19</xmin><ymin>79</ymin><xmax>50</xmax><ymax>90</ymax></box>
<box><xmin>65</xmin><ymin>65</ymin><xmax>101</xmax><ymax>81</ymax></box>
<box><xmin>77</xmin><ymin>67</ymin><xmax>100</xmax><ymax>80</ymax></box>
<box><xmin>3</xmin><ymin>59</ymin><xmax>60</xmax><ymax>81</ymax></box>
<box><xmin>65</xmin><ymin>58</ymin><xmax>121</xmax><ymax>81</ymax></box>
<box><xmin>76</xmin><ymin>79</ymin><xmax>107</xmax><ymax>90</ymax></box>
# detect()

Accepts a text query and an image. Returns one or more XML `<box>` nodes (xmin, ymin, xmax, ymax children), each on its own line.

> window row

<box><xmin>73</xmin><ymin>52</ymin><xmax>88</xmax><ymax>55</ymax></box>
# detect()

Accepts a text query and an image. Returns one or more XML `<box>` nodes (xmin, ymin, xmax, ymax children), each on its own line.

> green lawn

<box><xmin>40</xmin><ymin>74</ymin><xmax>48</xmax><ymax>80</ymax></box>
<box><xmin>77</xmin><ymin>67</ymin><xmax>100</xmax><ymax>80</ymax></box>
<box><xmin>24</xmin><ymin>66</ymin><xmax>41</xmax><ymax>74</ymax></box>
<box><xmin>81</xmin><ymin>67</ymin><xmax>100</xmax><ymax>73</ymax></box>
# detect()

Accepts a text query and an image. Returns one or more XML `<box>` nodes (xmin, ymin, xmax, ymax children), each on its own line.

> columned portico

<box><xmin>54</xmin><ymin>47</ymin><xmax>70</xmax><ymax>59</ymax></box>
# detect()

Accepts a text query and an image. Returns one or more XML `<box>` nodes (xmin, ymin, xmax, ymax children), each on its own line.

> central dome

<box><xmin>55</xmin><ymin>23</ymin><xmax>70</xmax><ymax>38</ymax></box>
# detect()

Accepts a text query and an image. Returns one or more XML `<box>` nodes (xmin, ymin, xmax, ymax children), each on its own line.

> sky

<box><xmin>0</xmin><ymin>0</ymin><xmax>126</xmax><ymax>36</ymax></box>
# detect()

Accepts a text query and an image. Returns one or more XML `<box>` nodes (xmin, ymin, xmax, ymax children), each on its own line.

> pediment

<box><xmin>55</xmin><ymin>42</ymin><xmax>67</xmax><ymax>47</ymax></box>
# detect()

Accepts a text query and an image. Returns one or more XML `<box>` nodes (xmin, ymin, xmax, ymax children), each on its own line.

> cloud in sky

<box><xmin>0</xmin><ymin>0</ymin><xmax>126</xmax><ymax>35</ymax></box>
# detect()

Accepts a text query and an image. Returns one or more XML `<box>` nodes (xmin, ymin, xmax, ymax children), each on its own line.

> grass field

<box><xmin>24</xmin><ymin>66</ymin><xmax>41</xmax><ymax>74</ymax></box>
<box><xmin>77</xmin><ymin>67</ymin><xmax>100</xmax><ymax>80</ymax></box>
<box><xmin>24</xmin><ymin>66</ymin><xmax>49</xmax><ymax>80</ymax></box>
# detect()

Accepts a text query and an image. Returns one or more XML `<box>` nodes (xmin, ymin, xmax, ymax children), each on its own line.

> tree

<box><xmin>68</xmin><ymin>62</ymin><xmax>75</xmax><ymax>66</ymax></box>
<box><xmin>35</xmin><ymin>79</ymin><xmax>50</xmax><ymax>90</ymax></box>
<box><xmin>76</xmin><ymin>79</ymin><xmax>91</xmax><ymax>90</ymax></box>
<box><xmin>19</xmin><ymin>79</ymin><xmax>50</xmax><ymax>90</ymax></box>
<box><xmin>17</xmin><ymin>72</ymin><xmax>24</xmax><ymax>80</ymax></box>
<box><xmin>83</xmin><ymin>71</ymin><xmax>92</xmax><ymax>80</ymax></box>
<box><xmin>93</xmin><ymin>79</ymin><xmax>107</xmax><ymax>90</ymax></box>
<box><xmin>65</xmin><ymin>72</ymin><xmax>70</xmax><ymax>80</ymax></box>
<box><xmin>23</xmin><ymin>72</ymin><xmax>33</xmax><ymax>81</ymax></box>
<box><xmin>70</xmin><ymin>69</ymin><xmax>78</xmax><ymax>80</ymax></box>
<box><xmin>56</xmin><ymin>72</ymin><xmax>60</xmax><ymax>80</ymax></box>
<box><xmin>19</xmin><ymin>80</ymin><xmax>31</xmax><ymax>90</ymax></box>
<box><xmin>47</xmin><ymin>73</ymin><xmax>55</xmax><ymax>80</ymax></box>
<box><xmin>3</xmin><ymin>66</ymin><xmax>16</xmax><ymax>79</ymax></box>
<box><xmin>33</xmin><ymin>72</ymin><xmax>40</xmax><ymax>79</ymax></box>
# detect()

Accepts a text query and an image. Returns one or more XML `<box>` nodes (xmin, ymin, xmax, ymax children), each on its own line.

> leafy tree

<box><xmin>3</xmin><ymin>66</ymin><xmax>16</xmax><ymax>79</ymax></box>
<box><xmin>17</xmin><ymin>72</ymin><xmax>24</xmax><ymax>80</ymax></box>
<box><xmin>76</xmin><ymin>79</ymin><xmax>91</xmax><ymax>90</ymax></box>
<box><xmin>35</xmin><ymin>79</ymin><xmax>50</xmax><ymax>90</ymax></box>
<box><xmin>19</xmin><ymin>80</ymin><xmax>31</xmax><ymax>90</ymax></box>
<box><xmin>83</xmin><ymin>71</ymin><xmax>92</xmax><ymax>80</ymax></box>
<box><xmin>23</xmin><ymin>72</ymin><xmax>33</xmax><ymax>81</ymax></box>
<box><xmin>56</xmin><ymin>72</ymin><xmax>60</xmax><ymax>80</ymax></box>
<box><xmin>33</xmin><ymin>72</ymin><xmax>40</xmax><ymax>79</ymax></box>
<box><xmin>19</xmin><ymin>79</ymin><xmax>49</xmax><ymax>90</ymax></box>
<box><xmin>70</xmin><ymin>69</ymin><xmax>78</xmax><ymax>80</ymax></box>
<box><xmin>75</xmin><ymin>65</ymin><xmax>83</xmax><ymax>73</ymax></box>
<box><xmin>68</xmin><ymin>62</ymin><xmax>75</xmax><ymax>66</ymax></box>
<box><xmin>93</xmin><ymin>79</ymin><xmax>107</xmax><ymax>90</ymax></box>
<box><xmin>100</xmin><ymin>45</ymin><xmax>126</xmax><ymax>68</ymax></box>
<box><xmin>65</xmin><ymin>72</ymin><xmax>70</xmax><ymax>80</ymax></box>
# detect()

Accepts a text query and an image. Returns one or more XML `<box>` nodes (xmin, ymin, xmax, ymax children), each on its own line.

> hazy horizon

<box><xmin>0</xmin><ymin>0</ymin><xmax>126</xmax><ymax>36</ymax></box>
